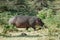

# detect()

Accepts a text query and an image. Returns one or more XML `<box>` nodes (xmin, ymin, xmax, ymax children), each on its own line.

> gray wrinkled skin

<box><xmin>8</xmin><ymin>15</ymin><xmax>45</xmax><ymax>30</ymax></box>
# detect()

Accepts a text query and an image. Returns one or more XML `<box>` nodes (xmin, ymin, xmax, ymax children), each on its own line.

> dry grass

<box><xmin>0</xmin><ymin>27</ymin><xmax>59</xmax><ymax>40</ymax></box>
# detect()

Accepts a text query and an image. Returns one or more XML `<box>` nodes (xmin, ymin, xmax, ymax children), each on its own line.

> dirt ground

<box><xmin>0</xmin><ymin>28</ymin><xmax>59</xmax><ymax>40</ymax></box>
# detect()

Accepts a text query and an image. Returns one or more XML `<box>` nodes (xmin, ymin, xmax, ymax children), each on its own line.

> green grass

<box><xmin>0</xmin><ymin>10</ymin><xmax>60</xmax><ymax>40</ymax></box>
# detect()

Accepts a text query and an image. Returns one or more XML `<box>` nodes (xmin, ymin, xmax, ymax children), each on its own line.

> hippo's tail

<box><xmin>8</xmin><ymin>16</ymin><xmax>16</xmax><ymax>25</ymax></box>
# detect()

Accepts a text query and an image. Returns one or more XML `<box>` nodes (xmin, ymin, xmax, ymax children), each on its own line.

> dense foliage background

<box><xmin>0</xmin><ymin>0</ymin><xmax>60</xmax><ymax>40</ymax></box>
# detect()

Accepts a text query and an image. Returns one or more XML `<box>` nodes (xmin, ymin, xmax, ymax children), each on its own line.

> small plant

<box><xmin>2</xmin><ymin>24</ymin><xmax>18</xmax><ymax>34</ymax></box>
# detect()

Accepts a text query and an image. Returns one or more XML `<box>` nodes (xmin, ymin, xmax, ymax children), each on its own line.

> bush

<box><xmin>37</xmin><ymin>8</ymin><xmax>55</xmax><ymax>19</ymax></box>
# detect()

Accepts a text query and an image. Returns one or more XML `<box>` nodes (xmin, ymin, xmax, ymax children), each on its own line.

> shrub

<box><xmin>37</xmin><ymin>8</ymin><xmax>55</xmax><ymax>19</ymax></box>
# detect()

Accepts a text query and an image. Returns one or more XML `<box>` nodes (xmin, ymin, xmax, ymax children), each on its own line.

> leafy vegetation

<box><xmin>0</xmin><ymin>0</ymin><xmax>60</xmax><ymax>40</ymax></box>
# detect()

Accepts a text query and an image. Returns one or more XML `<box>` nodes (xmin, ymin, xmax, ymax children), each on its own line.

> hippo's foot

<box><xmin>26</xmin><ymin>27</ymin><xmax>29</xmax><ymax>30</ymax></box>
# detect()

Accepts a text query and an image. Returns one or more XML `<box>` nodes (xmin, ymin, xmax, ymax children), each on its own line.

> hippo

<box><xmin>8</xmin><ymin>15</ymin><xmax>47</xmax><ymax>30</ymax></box>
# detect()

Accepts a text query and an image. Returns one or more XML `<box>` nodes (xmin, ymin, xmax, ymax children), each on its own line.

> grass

<box><xmin>0</xmin><ymin>26</ymin><xmax>59</xmax><ymax>40</ymax></box>
<box><xmin>0</xmin><ymin>28</ymin><xmax>49</xmax><ymax>40</ymax></box>
<box><xmin>0</xmin><ymin>11</ymin><xmax>60</xmax><ymax>40</ymax></box>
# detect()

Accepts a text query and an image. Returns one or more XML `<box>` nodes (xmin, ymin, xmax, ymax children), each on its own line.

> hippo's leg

<box><xmin>32</xmin><ymin>26</ymin><xmax>36</xmax><ymax>31</ymax></box>
<box><xmin>26</xmin><ymin>27</ymin><xmax>29</xmax><ymax>30</ymax></box>
<box><xmin>31</xmin><ymin>25</ymin><xmax>36</xmax><ymax>31</ymax></box>
<box><xmin>30</xmin><ymin>24</ymin><xmax>36</xmax><ymax>31</ymax></box>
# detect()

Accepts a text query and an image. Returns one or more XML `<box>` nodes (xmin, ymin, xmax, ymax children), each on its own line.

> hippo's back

<box><xmin>15</xmin><ymin>15</ymin><xmax>31</xmax><ymax>24</ymax></box>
